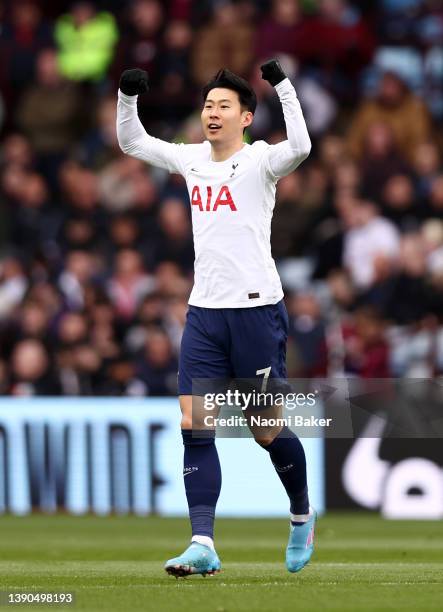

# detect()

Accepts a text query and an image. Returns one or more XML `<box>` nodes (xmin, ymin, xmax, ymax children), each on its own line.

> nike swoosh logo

<box><xmin>273</xmin><ymin>463</ymin><xmax>294</xmax><ymax>473</ymax></box>
<box><xmin>183</xmin><ymin>467</ymin><xmax>199</xmax><ymax>477</ymax></box>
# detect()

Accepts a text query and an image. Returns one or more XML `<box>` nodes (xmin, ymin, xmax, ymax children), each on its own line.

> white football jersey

<box><xmin>117</xmin><ymin>78</ymin><xmax>311</xmax><ymax>308</ymax></box>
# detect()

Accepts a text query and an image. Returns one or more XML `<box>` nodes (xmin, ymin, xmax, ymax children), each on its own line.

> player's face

<box><xmin>202</xmin><ymin>88</ymin><xmax>252</xmax><ymax>144</ymax></box>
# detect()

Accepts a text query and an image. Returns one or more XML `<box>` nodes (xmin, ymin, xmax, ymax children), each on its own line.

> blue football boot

<box><xmin>165</xmin><ymin>542</ymin><xmax>221</xmax><ymax>578</ymax></box>
<box><xmin>286</xmin><ymin>508</ymin><xmax>317</xmax><ymax>573</ymax></box>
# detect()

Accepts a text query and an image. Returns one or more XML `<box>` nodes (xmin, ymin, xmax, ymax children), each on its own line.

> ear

<box><xmin>241</xmin><ymin>111</ymin><xmax>253</xmax><ymax>129</ymax></box>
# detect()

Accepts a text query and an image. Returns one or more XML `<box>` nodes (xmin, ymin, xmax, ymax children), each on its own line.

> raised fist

<box><xmin>260</xmin><ymin>59</ymin><xmax>287</xmax><ymax>87</ymax></box>
<box><xmin>119</xmin><ymin>69</ymin><xmax>149</xmax><ymax>96</ymax></box>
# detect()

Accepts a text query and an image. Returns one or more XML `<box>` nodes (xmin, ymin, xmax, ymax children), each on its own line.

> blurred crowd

<box><xmin>0</xmin><ymin>0</ymin><xmax>443</xmax><ymax>396</ymax></box>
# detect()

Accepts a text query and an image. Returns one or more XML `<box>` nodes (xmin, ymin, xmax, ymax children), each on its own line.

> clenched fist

<box><xmin>119</xmin><ymin>69</ymin><xmax>149</xmax><ymax>96</ymax></box>
<box><xmin>260</xmin><ymin>59</ymin><xmax>287</xmax><ymax>87</ymax></box>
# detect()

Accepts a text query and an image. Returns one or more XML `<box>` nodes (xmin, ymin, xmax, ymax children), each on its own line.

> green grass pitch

<box><xmin>0</xmin><ymin>514</ymin><xmax>442</xmax><ymax>611</ymax></box>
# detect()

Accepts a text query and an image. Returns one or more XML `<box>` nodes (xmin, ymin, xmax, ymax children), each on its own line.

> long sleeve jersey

<box><xmin>116</xmin><ymin>78</ymin><xmax>311</xmax><ymax>308</ymax></box>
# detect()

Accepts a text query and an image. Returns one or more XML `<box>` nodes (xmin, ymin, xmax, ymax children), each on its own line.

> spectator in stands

<box><xmin>102</xmin><ymin>356</ymin><xmax>140</xmax><ymax>396</ymax></box>
<box><xmin>1</xmin><ymin>161</ymin><xmax>28</xmax><ymax>209</ymax></box>
<box><xmin>55</xmin><ymin>334</ymin><xmax>106</xmax><ymax>395</ymax></box>
<box><xmin>124</xmin><ymin>292</ymin><xmax>166</xmax><ymax>355</ymax></box>
<box><xmin>310</xmin><ymin>190</ymin><xmax>352</xmax><ymax>281</ymax></box>
<box><xmin>9</xmin><ymin>172</ymin><xmax>60</xmax><ymax>257</ymax></box>
<box><xmin>333</xmin><ymin>158</ymin><xmax>361</xmax><ymax>198</ymax></box>
<box><xmin>150</xmin><ymin>198</ymin><xmax>194</xmax><ymax>273</ymax></box>
<box><xmin>107</xmin><ymin>213</ymin><xmax>141</xmax><ymax>256</ymax></box>
<box><xmin>271</xmin><ymin>172</ymin><xmax>304</xmax><ymax>259</ymax></box>
<box><xmin>71</xmin><ymin>342</ymin><xmax>105</xmax><ymax>394</ymax></box>
<box><xmin>342</xmin><ymin>200</ymin><xmax>400</xmax><ymax>290</ymax></box>
<box><xmin>191</xmin><ymin>1</ymin><xmax>254</xmax><ymax>86</ymax></box>
<box><xmin>107</xmin><ymin>249</ymin><xmax>155</xmax><ymax>321</ymax></box>
<box><xmin>25</xmin><ymin>281</ymin><xmax>63</xmax><ymax>323</ymax></box>
<box><xmin>0</xmin><ymin>0</ymin><xmax>53</xmax><ymax>113</ymax></box>
<box><xmin>163</xmin><ymin>296</ymin><xmax>188</xmax><ymax>354</ymax></box>
<box><xmin>59</xmin><ymin>165</ymin><xmax>107</xmax><ymax>249</ymax></box>
<box><xmin>294</xmin><ymin>0</ymin><xmax>375</xmax><ymax>100</ymax></box>
<box><xmin>327</xmin><ymin>269</ymin><xmax>356</xmax><ymax>313</ymax></box>
<box><xmin>1</xmin><ymin>133</ymin><xmax>34</xmax><ymax>169</ymax></box>
<box><xmin>15</xmin><ymin>47</ymin><xmax>84</xmax><ymax>189</ymax></box>
<box><xmin>384</xmin><ymin>233</ymin><xmax>440</xmax><ymax>324</ymax></box>
<box><xmin>347</xmin><ymin>70</ymin><xmax>431</xmax><ymax>163</ymax></box>
<box><xmin>15</xmin><ymin>299</ymin><xmax>52</xmax><ymax>344</ymax></box>
<box><xmin>57</xmin><ymin>311</ymin><xmax>88</xmax><ymax>346</ymax></box>
<box><xmin>55</xmin><ymin>2</ymin><xmax>118</xmax><ymax>82</ymax></box>
<box><xmin>61</xmin><ymin>215</ymin><xmax>98</xmax><ymax>253</ymax></box>
<box><xmin>255</xmin><ymin>0</ymin><xmax>304</xmax><ymax>61</ymax></box>
<box><xmin>135</xmin><ymin>327</ymin><xmax>178</xmax><ymax>395</ymax></box>
<box><xmin>58</xmin><ymin>250</ymin><xmax>100</xmax><ymax>310</ymax></box>
<box><xmin>381</xmin><ymin>173</ymin><xmax>421</xmax><ymax>231</ymax></box>
<box><xmin>412</xmin><ymin>141</ymin><xmax>441</xmax><ymax>199</ymax></box>
<box><xmin>300</xmin><ymin>162</ymin><xmax>330</xmax><ymax>211</ymax></box>
<box><xmin>98</xmin><ymin>157</ymin><xmax>157</xmax><ymax>213</ymax></box>
<box><xmin>154</xmin><ymin>261</ymin><xmax>191</xmax><ymax>299</ymax></box>
<box><xmin>377</xmin><ymin>0</ymin><xmax>423</xmax><ymax>46</ymax></box>
<box><xmin>161</xmin><ymin>19</ymin><xmax>192</xmax><ymax>82</ymax></box>
<box><xmin>287</xmin><ymin>292</ymin><xmax>328</xmax><ymax>377</ymax></box>
<box><xmin>111</xmin><ymin>0</ymin><xmax>164</xmax><ymax>89</ymax></box>
<box><xmin>0</xmin><ymin>255</ymin><xmax>28</xmax><ymax>320</ymax></box>
<box><xmin>153</xmin><ymin>19</ymin><xmax>195</xmax><ymax>126</ymax></box>
<box><xmin>422</xmin><ymin>219</ymin><xmax>443</xmax><ymax>279</ymax></box>
<box><xmin>80</xmin><ymin>95</ymin><xmax>120</xmax><ymax>168</ymax></box>
<box><xmin>10</xmin><ymin>338</ymin><xmax>60</xmax><ymax>395</ymax></box>
<box><xmin>88</xmin><ymin>297</ymin><xmax>122</xmax><ymax>360</ymax></box>
<box><xmin>359</xmin><ymin>121</ymin><xmax>411</xmax><ymax>202</ymax></box>
<box><xmin>61</xmin><ymin>164</ymin><xmax>100</xmax><ymax>215</ymax></box>
<box><xmin>342</xmin><ymin>306</ymin><xmax>389</xmax><ymax>377</ymax></box>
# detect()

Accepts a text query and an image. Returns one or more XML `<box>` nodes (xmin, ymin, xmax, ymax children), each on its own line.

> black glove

<box><xmin>119</xmin><ymin>68</ymin><xmax>149</xmax><ymax>96</ymax></box>
<box><xmin>260</xmin><ymin>59</ymin><xmax>287</xmax><ymax>87</ymax></box>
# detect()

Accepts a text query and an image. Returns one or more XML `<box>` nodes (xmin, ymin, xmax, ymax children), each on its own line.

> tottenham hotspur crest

<box><xmin>230</xmin><ymin>162</ymin><xmax>239</xmax><ymax>178</ymax></box>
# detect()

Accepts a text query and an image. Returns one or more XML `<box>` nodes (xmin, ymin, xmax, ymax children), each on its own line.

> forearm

<box><xmin>116</xmin><ymin>90</ymin><xmax>181</xmax><ymax>173</ymax></box>
<box><xmin>116</xmin><ymin>90</ymin><xmax>145</xmax><ymax>154</ymax></box>
<box><xmin>268</xmin><ymin>78</ymin><xmax>311</xmax><ymax>177</ymax></box>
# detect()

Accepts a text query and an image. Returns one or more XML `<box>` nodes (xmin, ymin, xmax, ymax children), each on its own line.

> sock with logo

<box><xmin>263</xmin><ymin>426</ymin><xmax>309</xmax><ymax>516</ymax></box>
<box><xmin>182</xmin><ymin>429</ymin><xmax>221</xmax><ymax>540</ymax></box>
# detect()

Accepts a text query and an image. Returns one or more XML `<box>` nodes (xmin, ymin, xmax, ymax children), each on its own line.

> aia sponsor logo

<box><xmin>191</xmin><ymin>185</ymin><xmax>237</xmax><ymax>211</ymax></box>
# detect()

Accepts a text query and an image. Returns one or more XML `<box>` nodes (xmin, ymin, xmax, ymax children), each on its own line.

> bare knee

<box><xmin>252</xmin><ymin>425</ymin><xmax>283</xmax><ymax>448</ymax></box>
<box><xmin>180</xmin><ymin>415</ymin><xmax>193</xmax><ymax>430</ymax></box>
<box><xmin>179</xmin><ymin>395</ymin><xmax>213</xmax><ymax>430</ymax></box>
<box><xmin>179</xmin><ymin>395</ymin><xmax>193</xmax><ymax>429</ymax></box>
<box><xmin>254</xmin><ymin>435</ymin><xmax>274</xmax><ymax>448</ymax></box>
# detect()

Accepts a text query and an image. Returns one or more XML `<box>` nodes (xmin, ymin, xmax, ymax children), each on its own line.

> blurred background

<box><xmin>0</xmin><ymin>0</ymin><xmax>442</xmax><ymax>519</ymax></box>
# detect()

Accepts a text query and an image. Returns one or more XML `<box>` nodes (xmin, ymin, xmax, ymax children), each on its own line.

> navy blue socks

<box><xmin>182</xmin><ymin>426</ymin><xmax>308</xmax><ymax>538</ymax></box>
<box><xmin>263</xmin><ymin>426</ymin><xmax>309</xmax><ymax>516</ymax></box>
<box><xmin>182</xmin><ymin>429</ymin><xmax>221</xmax><ymax>539</ymax></box>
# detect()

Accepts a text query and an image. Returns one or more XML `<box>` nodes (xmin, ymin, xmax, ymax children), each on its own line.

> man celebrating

<box><xmin>116</xmin><ymin>60</ymin><xmax>315</xmax><ymax>577</ymax></box>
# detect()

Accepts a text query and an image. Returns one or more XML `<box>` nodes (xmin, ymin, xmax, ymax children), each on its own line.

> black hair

<box><xmin>202</xmin><ymin>68</ymin><xmax>257</xmax><ymax>114</ymax></box>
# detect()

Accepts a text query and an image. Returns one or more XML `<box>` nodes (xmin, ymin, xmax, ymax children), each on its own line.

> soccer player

<box><xmin>117</xmin><ymin>60</ymin><xmax>315</xmax><ymax>577</ymax></box>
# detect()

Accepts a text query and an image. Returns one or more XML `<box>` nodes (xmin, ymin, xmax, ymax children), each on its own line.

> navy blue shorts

<box><xmin>178</xmin><ymin>300</ymin><xmax>288</xmax><ymax>396</ymax></box>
